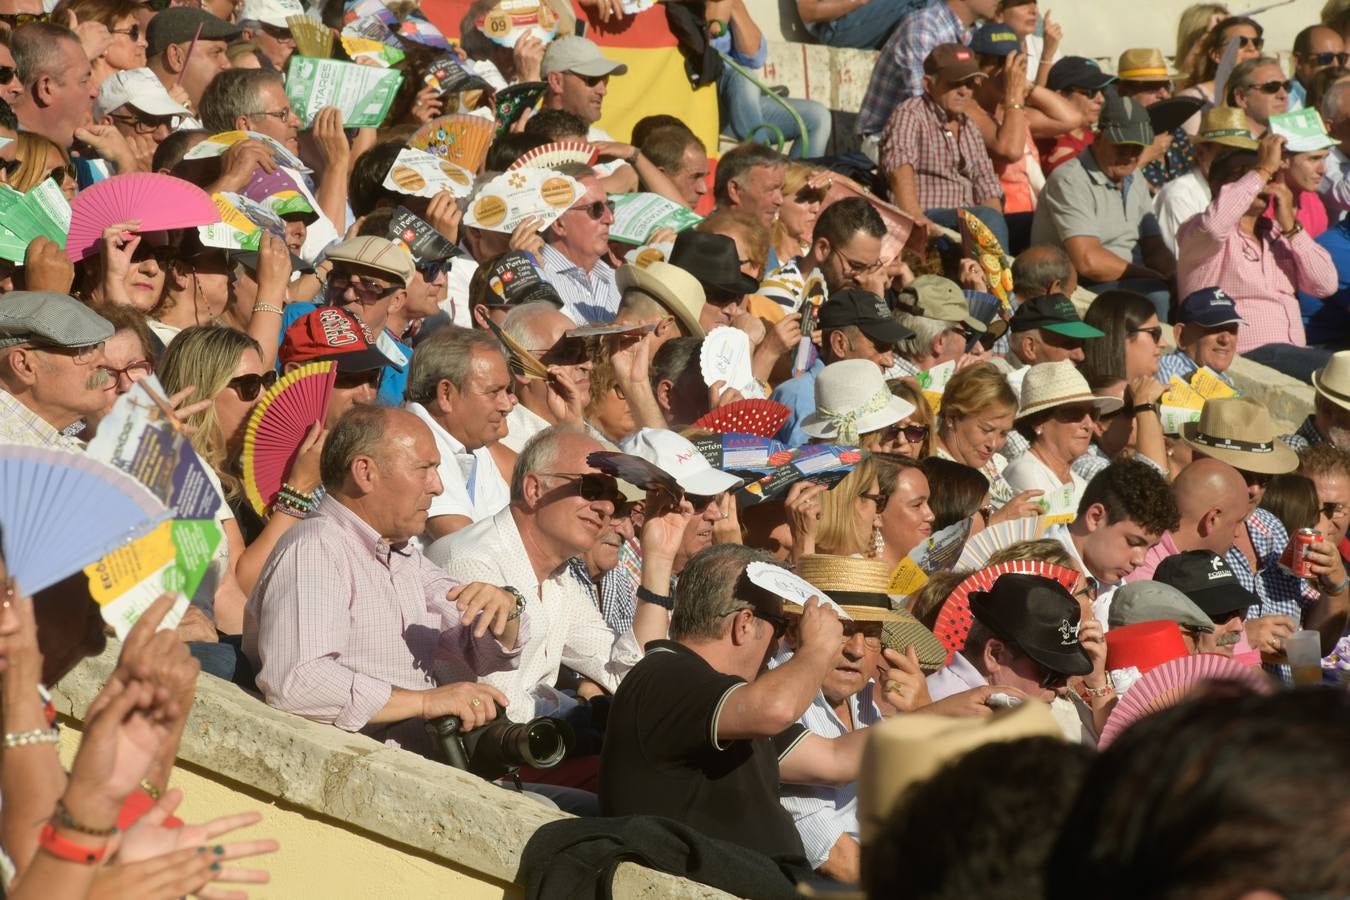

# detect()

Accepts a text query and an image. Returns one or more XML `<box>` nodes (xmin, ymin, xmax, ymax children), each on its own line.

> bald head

<box><xmin>1172</xmin><ymin>458</ymin><xmax>1249</xmax><ymax>555</ymax></box>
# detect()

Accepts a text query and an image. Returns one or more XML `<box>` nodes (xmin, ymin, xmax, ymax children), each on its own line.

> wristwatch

<box><xmin>503</xmin><ymin>585</ymin><xmax>527</xmax><ymax>622</ymax></box>
<box><xmin>1130</xmin><ymin>402</ymin><xmax>1160</xmax><ymax>417</ymax></box>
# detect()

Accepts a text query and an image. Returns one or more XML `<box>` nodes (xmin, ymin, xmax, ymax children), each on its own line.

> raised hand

<box><xmin>879</xmin><ymin>645</ymin><xmax>931</xmax><ymax>713</ymax></box>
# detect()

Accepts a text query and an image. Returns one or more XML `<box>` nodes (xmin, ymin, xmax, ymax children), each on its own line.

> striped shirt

<box><xmin>1155</xmin><ymin>350</ymin><xmax>1237</xmax><ymax>389</ymax></box>
<box><xmin>857</xmin><ymin>1</ymin><xmax>970</xmax><ymax>137</ymax></box>
<box><xmin>880</xmin><ymin>94</ymin><xmax>1003</xmax><ymax>212</ymax></box>
<box><xmin>537</xmin><ymin>243</ymin><xmax>620</xmax><ymax>325</ymax></box>
<box><xmin>1177</xmin><ymin>171</ymin><xmax>1338</xmax><ymax>353</ymax></box>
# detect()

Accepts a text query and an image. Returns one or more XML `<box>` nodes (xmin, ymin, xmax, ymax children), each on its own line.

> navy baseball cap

<box><xmin>1047</xmin><ymin>56</ymin><xmax>1117</xmax><ymax>94</ymax></box>
<box><xmin>971</xmin><ymin>23</ymin><xmax>1020</xmax><ymax>57</ymax></box>
<box><xmin>1177</xmin><ymin>288</ymin><xmax>1246</xmax><ymax>328</ymax></box>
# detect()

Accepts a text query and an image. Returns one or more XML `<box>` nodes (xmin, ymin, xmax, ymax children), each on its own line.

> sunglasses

<box><xmin>226</xmin><ymin>370</ymin><xmax>278</xmax><ymax>401</ymax></box>
<box><xmin>334</xmin><ymin>368</ymin><xmax>382</xmax><ymax>390</ymax></box>
<box><xmin>539</xmin><ymin>471</ymin><xmax>623</xmax><ymax>505</ymax></box>
<box><xmin>568</xmin><ymin>72</ymin><xmax>609</xmax><ymax>88</ymax></box>
<box><xmin>0</xmin><ymin>66</ymin><xmax>14</xmax><ymax>86</ymax></box>
<box><xmin>327</xmin><ymin>273</ymin><xmax>399</xmax><ymax>301</ymax></box>
<box><xmin>1319</xmin><ymin>502</ymin><xmax>1350</xmax><ymax>520</ymax></box>
<box><xmin>49</xmin><ymin>164</ymin><xmax>76</xmax><ymax>185</ymax></box>
<box><xmin>1129</xmin><ymin>325</ymin><xmax>1163</xmax><ymax>343</ymax></box>
<box><xmin>110</xmin><ymin>23</ymin><xmax>140</xmax><ymax>41</ymax></box>
<box><xmin>1039</xmin><ymin>667</ymin><xmax>1069</xmax><ymax>690</ymax></box>
<box><xmin>722</xmin><ymin>605</ymin><xmax>791</xmax><ymax>640</ymax></box>
<box><xmin>109</xmin><ymin>112</ymin><xmax>183</xmax><ymax>134</ymax></box>
<box><xmin>880</xmin><ymin>423</ymin><xmax>930</xmax><ymax>444</ymax></box>
<box><xmin>567</xmin><ymin>199</ymin><xmax>615</xmax><ymax>221</ymax></box>
<box><xmin>1051</xmin><ymin>404</ymin><xmax>1096</xmax><ymax>423</ymax></box>
<box><xmin>860</xmin><ymin>491</ymin><xmax>889</xmax><ymax>513</ymax></box>
<box><xmin>1244</xmin><ymin>79</ymin><xmax>1291</xmax><ymax>95</ymax></box>
<box><xmin>1066</xmin><ymin>86</ymin><xmax>1104</xmax><ymax>99</ymax></box>
<box><xmin>1236</xmin><ymin>35</ymin><xmax>1265</xmax><ymax>50</ymax></box>
<box><xmin>259</xmin><ymin>22</ymin><xmax>295</xmax><ymax>42</ymax></box>
<box><xmin>1305</xmin><ymin>51</ymin><xmax>1350</xmax><ymax>66</ymax></box>
<box><xmin>0</xmin><ymin>158</ymin><xmax>20</xmax><ymax>179</ymax></box>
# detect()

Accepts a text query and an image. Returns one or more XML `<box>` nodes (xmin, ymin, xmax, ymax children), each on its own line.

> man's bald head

<box><xmin>321</xmin><ymin>405</ymin><xmax>424</xmax><ymax>489</ymax></box>
<box><xmin>1172</xmin><ymin>458</ymin><xmax>1250</xmax><ymax>555</ymax></box>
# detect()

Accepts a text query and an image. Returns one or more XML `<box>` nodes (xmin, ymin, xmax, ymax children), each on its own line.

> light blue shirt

<box><xmin>770</xmin><ymin>358</ymin><xmax>825</xmax><ymax>447</ymax></box>
<box><xmin>537</xmin><ymin>243</ymin><xmax>620</xmax><ymax>325</ymax></box>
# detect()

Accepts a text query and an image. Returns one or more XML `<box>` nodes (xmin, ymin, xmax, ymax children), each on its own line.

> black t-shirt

<box><xmin>599</xmin><ymin>640</ymin><xmax>808</xmax><ymax>862</ymax></box>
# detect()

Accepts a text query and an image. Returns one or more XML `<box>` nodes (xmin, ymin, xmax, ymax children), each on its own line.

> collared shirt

<box><xmin>1156</xmin><ymin>350</ymin><xmax>1237</xmax><ymax>389</ymax></box>
<box><xmin>778</xmin><ymin>680</ymin><xmax>882</xmax><ymax>869</ymax></box>
<box><xmin>1070</xmin><ymin>444</ymin><xmax>1167</xmax><ymax>486</ymax></box>
<box><xmin>1318</xmin><ymin>145</ymin><xmax>1350</xmax><ymax>222</ymax></box>
<box><xmin>405</xmin><ymin>402</ymin><xmax>509</xmax><ymax>532</ymax></box>
<box><xmin>243</xmin><ymin>496</ymin><xmax>523</xmax><ymax>749</ymax></box>
<box><xmin>936</xmin><ymin>444</ymin><xmax>1016</xmax><ymax>508</ymax></box>
<box><xmin>1225</xmin><ymin>507</ymin><xmax>1318</xmax><ymax>624</ymax></box>
<box><xmin>770</xmin><ymin>358</ymin><xmax>825</xmax><ymax>448</ymax></box>
<box><xmin>1049</xmin><ymin>523</ymin><xmax>1120</xmax><ymax>625</ymax></box>
<box><xmin>567</xmin><ymin>549</ymin><xmax>641</xmax><ymax>637</ymax></box>
<box><xmin>879</xmin><ymin>94</ymin><xmax>1003</xmax><ymax>212</ymax></box>
<box><xmin>433</xmin><ymin>507</ymin><xmax>642</xmax><ymax>720</ymax></box>
<box><xmin>537</xmin><ymin>243</ymin><xmax>620</xmax><ymax>325</ymax></box>
<box><xmin>857</xmin><ymin>1</ymin><xmax>969</xmax><ymax>137</ymax></box>
<box><xmin>1300</xmin><ymin>218</ymin><xmax>1350</xmax><ymax>346</ymax></box>
<box><xmin>1031</xmin><ymin>148</ymin><xmax>1161</xmax><ymax>265</ymax></box>
<box><xmin>1177</xmin><ymin>171</ymin><xmax>1338</xmax><ymax>353</ymax></box>
<box><xmin>1153</xmin><ymin>169</ymin><xmax>1211</xmax><ymax>254</ymax></box>
<box><xmin>501</xmin><ymin>401</ymin><xmax>552</xmax><ymax>454</ymax></box>
<box><xmin>0</xmin><ymin>389</ymin><xmax>83</xmax><ymax>450</ymax></box>
<box><xmin>1281</xmin><ymin>415</ymin><xmax>1327</xmax><ymax>454</ymax></box>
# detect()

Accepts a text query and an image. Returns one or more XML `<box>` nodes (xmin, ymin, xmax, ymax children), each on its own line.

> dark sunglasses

<box><xmin>1066</xmin><ymin>86</ymin><xmax>1103</xmax><ymax>99</ymax></box>
<box><xmin>1236</xmin><ymin>35</ymin><xmax>1265</xmax><ymax>50</ymax></box>
<box><xmin>860</xmin><ymin>491</ymin><xmax>889</xmax><ymax>513</ymax></box>
<box><xmin>541</xmin><ymin>471</ymin><xmax>622</xmax><ymax>505</ymax></box>
<box><xmin>567</xmin><ymin>199</ymin><xmax>615</xmax><ymax>220</ymax></box>
<box><xmin>1129</xmin><ymin>325</ymin><xmax>1163</xmax><ymax>343</ymax></box>
<box><xmin>881</xmin><ymin>424</ymin><xmax>929</xmax><ymax>444</ymax></box>
<box><xmin>260</xmin><ymin>22</ymin><xmax>295</xmax><ymax>42</ymax></box>
<box><xmin>0</xmin><ymin>158</ymin><xmax>20</xmax><ymax>179</ymax></box>
<box><xmin>110</xmin><ymin>23</ymin><xmax>140</xmax><ymax>41</ymax></box>
<box><xmin>1305</xmin><ymin>51</ymin><xmax>1350</xmax><ymax>66</ymax></box>
<box><xmin>334</xmin><ymin>368</ymin><xmax>382</xmax><ymax>391</ymax></box>
<box><xmin>226</xmin><ymin>370</ymin><xmax>278</xmax><ymax>401</ymax></box>
<box><xmin>568</xmin><ymin>72</ymin><xmax>609</xmax><ymax>88</ymax></box>
<box><xmin>1245</xmin><ymin>79</ymin><xmax>1291</xmax><ymax>95</ymax></box>
<box><xmin>687</xmin><ymin>493</ymin><xmax>719</xmax><ymax>512</ymax></box>
<box><xmin>1051</xmin><ymin>404</ymin><xmax>1096</xmax><ymax>423</ymax></box>
<box><xmin>0</xmin><ymin>66</ymin><xmax>14</xmax><ymax>86</ymax></box>
<box><xmin>48</xmin><ymin>164</ymin><xmax>76</xmax><ymax>185</ymax></box>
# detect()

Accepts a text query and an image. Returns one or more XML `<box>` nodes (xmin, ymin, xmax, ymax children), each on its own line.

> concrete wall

<box><xmin>53</xmin><ymin>647</ymin><xmax>738</xmax><ymax>900</ymax></box>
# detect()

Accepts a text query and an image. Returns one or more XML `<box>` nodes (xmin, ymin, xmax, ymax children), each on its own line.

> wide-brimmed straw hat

<box><xmin>616</xmin><ymin>261</ymin><xmax>706</xmax><ymax>338</ymax></box>
<box><xmin>1312</xmin><ymin>350</ymin><xmax>1350</xmax><ymax>414</ymax></box>
<box><xmin>1015</xmin><ymin>361</ymin><xmax>1123</xmax><ymax>421</ymax></box>
<box><xmin>1182</xmin><ymin>396</ymin><xmax>1298</xmax><ymax>475</ymax></box>
<box><xmin>801</xmin><ymin>360</ymin><xmax>916</xmax><ymax>445</ymax></box>
<box><xmin>794</xmin><ymin>554</ymin><xmax>946</xmax><ymax>669</ymax></box>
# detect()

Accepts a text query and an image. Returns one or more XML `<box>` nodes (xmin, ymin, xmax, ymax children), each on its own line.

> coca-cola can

<box><xmin>1279</xmin><ymin>528</ymin><xmax>1321</xmax><ymax>578</ymax></box>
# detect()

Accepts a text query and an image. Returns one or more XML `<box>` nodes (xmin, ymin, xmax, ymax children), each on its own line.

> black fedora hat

<box><xmin>669</xmin><ymin>231</ymin><xmax>760</xmax><ymax>298</ymax></box>
<box><xmin>969</xmin><ymin>573</ymin><xmax>1093</xmax><ymax>676</ymax></box>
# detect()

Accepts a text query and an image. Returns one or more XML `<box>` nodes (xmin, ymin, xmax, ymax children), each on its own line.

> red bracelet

<box><xmin>38</xmin><ymin>822</ymin><xmax>109</xmax><ymax>865</ymax></box>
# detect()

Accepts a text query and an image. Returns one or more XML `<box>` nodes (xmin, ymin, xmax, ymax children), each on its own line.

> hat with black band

<box><xmin>1181</xmin><ymin>396</ymin><xmax>1298</xmax><ymax>475</ymax></box>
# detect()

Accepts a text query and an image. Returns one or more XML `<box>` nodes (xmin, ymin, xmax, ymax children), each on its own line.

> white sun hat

<box><xmin>800</xmin><ymin>359</ymin><xmax>916</xmax><ymax>445</ymax></box>
<box><xmin>1016</xmin><ymin>360</ymin><xmax>1124</xmax><ymax>421</ymax></box>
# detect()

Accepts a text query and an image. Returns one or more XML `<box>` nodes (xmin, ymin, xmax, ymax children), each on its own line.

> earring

<box><xmin>872</xmin><ymin>525</ymin><xmax>886</xmax><ymax>558</ymax></box>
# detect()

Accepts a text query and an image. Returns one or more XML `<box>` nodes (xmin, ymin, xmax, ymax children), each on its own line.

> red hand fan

<box><xmin>66</xmin><ymin>174</ymin><xmax>221</xmax><ymax>262</ymax></box>
<box><xmin>508</xmin><ymin>141</ymin><xmax>600</xmax><ymax>171</ymax></box>
<box><xmin>241</xmin><ymin>362</ymin><xmax>337</xmax><ymax>516</ymax></box>
<box><xmin>691</xmin><ymin>399</ymin><xmax>791</xmax><ymax>438</ymax></box>
<box><xmin>933</xmin><ymin>560</ymin><xmax>1080</xmax><ymax>667</ymax></box>
<box><xmin>1097</xmin><ymin>654</ymin><xmax>1274</xmax><ymax>748</ymax></box>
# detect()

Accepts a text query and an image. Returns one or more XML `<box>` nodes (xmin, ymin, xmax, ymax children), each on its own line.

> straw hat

<box><xmin>1182</xmin><ymin>396</ymin><xmax>1298</xmax><ymax>475</ymax></box>
<box><xmin>801</xmin><ymin>359</ymin><xmax>916</xmax><ymax>445</ymax></box>
<box><xmin>1312</xmin><ymin>350</ymin><xmax>1350</xmax><ymax>414</ymax></box>
<box><xmin>1015</xmin><ymin>361</ymin><xmax>1123</xmax><ymax>421</ymax></box>
<box><xmin>1194</xmin><ymin>105</ymin><xmax>1258</xmax><ymax>150</ymax></box>
<box><xmin>858</xmin><ymin>702</ymin><xmax>1062</xmax><ymax>845</ymax></box>
<box><xmin>616</xmin><ymin>261</ymin><xmax>707</xmax><ymax>338</ymax></box>
<box><xmin>1115</xmin><ymin>48</ymin><xmax>1179</xmax><ymax>82</ymax></box>
<box><xmin>794</xmin><ymin>554</ymin><xmax>946</xmax><ymax>669</ymax></box>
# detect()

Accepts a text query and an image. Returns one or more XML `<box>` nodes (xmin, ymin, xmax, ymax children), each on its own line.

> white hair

<box><xmin>896</xmin><ymin>314</ymin><xmax>950</xmax><ymax>358</ymax></box>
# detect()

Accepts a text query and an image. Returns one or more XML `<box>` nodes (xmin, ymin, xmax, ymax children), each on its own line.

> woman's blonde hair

<box><xmin>817</xmin><ymin>457</ymin><xmax>879</xmax><ymax>557</ymax></box>
<box><xmin>877</xmin><ymin>378</ymin><xmax>936</xmax><ymax>457</ymax></box>
<box><xmin>770</xmin><ymin>162</ymin><xmax>827</xmax><ymax>250</ymax></box>
<box><xmin>1177</xmin><ymin>3</ymin><xmax>1229</xmax><ymax>82</ymax></box>
<box><xmin>10</xmin><ymin>133</ymin><xmax>69</xmax><ymax>194</ymax></box>
<box><xmin>939</xmin><ymin>362</ymin><xmax>1018</xmax><ymax>424</ymax></box>
<box><xmin>157</xmin><ymin>326</ymin><xmax>261</xmax><ymax>500</ymax></box>
<box><xmin>698</xmin><ymin>209</ymin><xmax>770</xmax><ymax>277</ymax></box>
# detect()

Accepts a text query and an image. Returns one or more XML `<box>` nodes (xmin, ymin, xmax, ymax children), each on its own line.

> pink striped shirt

<box><xmin>1177</xmin><ymin>171</ymin><xmax>1337</xmax><ymax>353</ymax></box>
<box><xmin>243</xmin><ymin>497</ymin><xmax>523</xmax><ymax>747</ymax></box>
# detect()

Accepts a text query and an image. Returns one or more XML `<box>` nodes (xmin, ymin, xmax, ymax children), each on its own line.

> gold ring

<box><xmin>470</xmin><ymin>697</ymin><xmax>481</xmax><ymax>707</ymax></box>
<box><xmin>885</xmin><ymin>680</ymin><xmax>904</xmax><ymax>694</ymax></box>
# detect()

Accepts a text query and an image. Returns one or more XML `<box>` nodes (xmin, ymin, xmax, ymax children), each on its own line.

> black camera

<box><xmin>425</xmin><ymin>713</ymin><xmax>571</xmax><ymax>782</ymax></box>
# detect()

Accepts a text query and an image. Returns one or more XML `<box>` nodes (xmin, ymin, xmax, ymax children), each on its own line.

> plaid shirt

<box><xmin>880</xmin><ymin>94</ymin><xmax>1003</xmax><ymax>211</ymax></box>
<box><xmin>857</xmin><ymin>2</ymin><xmax>971</xmax><ymax>137</ymax></box>
<box><xmin>1227</xmin><ymin>507</ymin><xmax>1319</xmax><ymax>623</ymax></box>
<box><xmin>1280</xmin><ymin>415</ymin><xmax>1326</xmax><ymax>454</ymax></box>
<box><xmin>1177</xmin><ymin>171</ymin><xmax>1338</xmax><ymax>353</ymax></box>
<box><xmin>0</xmin><ymin>390</ymin><xmax>84</xmax><ymax>450</ymax></box>
<box><xmin>1155</xmin><ymin>350</ymin><xmax>1237</xmax><ymax>389</ymax></box>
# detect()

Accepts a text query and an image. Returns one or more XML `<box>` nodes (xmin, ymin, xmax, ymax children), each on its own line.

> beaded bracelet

<box><xmin>1081</xmin><ymin>673</ymin><xmax>1116</xmax><ymax>699</ymax></box>
<box><xmin>273</xmin><ymin>483</ymin><xmax>318</xmax><ymax>518</ymax></box>
<box><xmin>4</xmin><ymin>727</ymin><xmax>60</xmax><ymax>748</ymax></box>
<box><xmin>51</xmin><ymin>800</ymin><xmax>119</xmax><ymax>837</ymax></box>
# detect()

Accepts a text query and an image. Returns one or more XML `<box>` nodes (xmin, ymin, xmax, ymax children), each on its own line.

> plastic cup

<box><xmin>1284</xmin><ymin>630</ymin><xmax>1324</xmax><ymax>686</ymax></box>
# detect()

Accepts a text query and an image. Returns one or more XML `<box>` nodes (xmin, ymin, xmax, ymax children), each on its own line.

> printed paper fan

<box><xmin>1098</xmin><ymin>654</ymin><xmax>1274</xmax><ymax>748</ymax></box>
<box><xmin>410</xmin><ymin>114</ymin><xmax>495</xmax><ymax>172</ymax></box>
<box><xmin>241</xmin><ymin>361</ymin><xmax>337</xmax><ymax>515</ymax></box>
<box><xmin>0</xmin><ymin>446</ymin><xmax>169</xmax><ymax>595</ymax></box>
<box><xmin>955</xmin><ymin>515</ymin><xmax>1047</xmax><ymax>572</ymax></box>
<box><xmin>692</xmin><ymin>399</ymin><xmax>791</xmax><ymax>438</ymax></box>
<box><xmin>508</xmin><ymin>141</ymin><xmax>599</xmax><ymax>171</ymax></box>
<box><xmin>587</xmin><ymin>451</ymin><xmax>680</xmax><ymax>496</ymax></box>
<box><xmin>67</xmin><ymin>174</ymin><xmax>220</xmax><ymax>261</ymax></box>
<box><xmin>933</xmin><ymin>561</ymin><xmax>1080</xmax><ymax>666</ymax></box>
<box><xmin>287</xmin><ymin>15</ymin><xmax>334</xmax><ymax>57</ymax></box>
<box><xmin>958</xmin><ymin>209</ymin><xmax>1013</xmax><ymax>312</ymax></box>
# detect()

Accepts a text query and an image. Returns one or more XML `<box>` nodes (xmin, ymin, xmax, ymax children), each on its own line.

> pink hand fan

<box><xmin>241</xmin><ymin>362</ymin><xmax>337</xmax><ymax>516</ymax></box>
<box><xmin>955</xmin><ymin>516</ymin><xmax>1047</xmax><ymax>571</ymax></box>
<box><xmin>66</xmin><ymin>174</ymin><xmax>221</xmax><ymax>261</ymax></box>
<box><xmin>692</xmin><ymin>399</ymin><xmax>792</xmax><ymax>438</ymax></box>
<box><xmin>932</xmin><ymin>560</ymin><xmax>1080</xmax><ymax>666</ymax></box>
<box><xmin>1097</xmin><ymin>653</ymin><xmax>1274</xmax><ymax>748</ymax></box>
<box><xmin>508</xmin><ymin>141</ymin><xmax>600</xmax><ymax>171</ymax></box>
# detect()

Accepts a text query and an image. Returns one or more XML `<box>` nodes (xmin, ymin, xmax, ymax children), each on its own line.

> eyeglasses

<box><xmin>830</xmin><ymin>247</ymin><xmax>882</xmax><ymax>275</ymax></box>
<box><xmin>1129</xmin><ymin>325</ymin><xmax>1163</xmax><ymax>343</ymax></box>
<box><xmin>881</xmin><ymin>423</ymin><xmax>930</xmax><ymax>445</ymax></box>
<box><xmin>0</xmin><ymin>66</ymin><xmax>15</xmax><ymax>86</ymax></box>
<box><xmin>334</xmin><ymin>368</ymin><xmax>382</xmax><ymax>391</ymax></box>
<box><xmin>247</xmin><ymin>107</ymin><xmax>297</xmax><ymax>123</ymax></box>
<box><xmin>1236</xmin><ymin>35</ymin><xmax>1265</xmax><ymax>50</ymax></box>
<box><xmin>327</xmin><ymin>273</ymin><xmax>399</xmax><ymax>301</ymax></box>
<box><xmin>225</xmin><ymin>370</ymin><xmax>278</xmax><ymax>401</ymax></box>
<box><xmin>567</xmin><ymin>199</ymin><xmax>615</xmax><ymax>221</ymax></box>
<box><xmin>721</xmin><ymin>605</ymin><xmax>791</xmax><ymax>640</ymax></box>
<box><xmin>840</xmin><ymin>619</ymin><xmax>884</xmax><ymax>649</ymax></box>
<box><xmin>1319</xmin><ymin>502</ymin><xmax>1350</xmax><ymax>520</ymax></box>
<box><xmin>537</xmin><ymin>471</ymin><xmax>623</xmax><ymax>505</ymax></box>
<box><xmin>102</xmin><ymin>360</ymin><xmax>154</xmax><ymax>386</ymax></box>
<box><xmin>686</xmin><ymin>493</ymin><xmax>719</xmax><ymax>512</ymax></box>
<box><xmin>27</xmin><ymin>342</ymin><xmax>101</xmax><ymax>364</ymax></box>
<box><xmin>1051</xmin><ymin>404</ymin><xmax>1096</xmax><ymax>423</ymax></box>
<box><xmin>860</xmin><ymin>491</ymin><xmax>889</xmax><ymax>512</ymax></box>
<box><xmin>1244</xmin><ymin>79</ymin><xmax>1291</xmax><ymax>95</ymax></box>
<box><xmin>1241</xmin><ymin>470</ymin><xmax>1272</xmax><ymax>490</ymax></box>
<box><xmin>1038</xmin><ymin>667</ymin><xmax>1069</xmax><ymax>690</ymax></box>
<box><xmin>110</xmin><ymin>23</ymin><xmax>140</xmax><ymax>41</ymax></box>
<box><xmin>108</xmin><ymin>112</ymin><xmax>183</xmax><ymax>134</ymax></box>
<box><xmin>1303</xmin><ymin>51</ymin><xmax>1350</xmax><ymax>66</ymax></box>
<box><xmin>259</xmin><ymin>22</ymin><xmax>295</xmax><ymax>43</ymax></box>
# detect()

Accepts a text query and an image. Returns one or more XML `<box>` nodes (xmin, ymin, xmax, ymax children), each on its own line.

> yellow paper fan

<box><xmin>287</xmin><ymin>16</ymin><xmax>334</xmax><ymax>59</ymax></box>
<box><xmin>409</xmin><ymin>114</ymin><xmax>496</xmax><ymax>172</ymax></box>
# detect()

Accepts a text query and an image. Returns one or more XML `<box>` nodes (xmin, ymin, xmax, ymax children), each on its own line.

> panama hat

<box><xmin>1182</xmin><ymin>396</ymin><xmax>1298</xmax><ymax>475</ymax></box>
<box><xmin>794</xmin><ymin>554</ymin><xmax>946</xmax><ymax>669</ymax></box>
<box><xmin>1194</xmin><ymin>105</ymin><xmax>1258</xmax><ymax>151</ymax></box>
<box><xmin>616</xmin><ymin>261</ymin><xmax>706</xmax><ymax>339</ymax></box>
<box><xmin>1311</xmin><ymin>350</ymin><xmax>1350</xmax><ymax>414</ymax></box>
<box><xmin>1015</xmin><ymin>361</ymin><xmax>1123</xmax><ymax>421</ymax></box>
<box><xmin>1115</xmin><ymin>48</ymin><xmax>1179</xmax><ymax>82</ymax></box>
<box><xmin>800</xmin><ymin>359</ymin><xmax>916</xmax><ymax>445</ymax></box>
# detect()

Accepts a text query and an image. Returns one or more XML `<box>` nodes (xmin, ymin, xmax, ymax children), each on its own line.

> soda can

<box><xmin>1279</xmin><ymin>528</ymin><xmax>1320</xmax><ymax>579</ymax></box>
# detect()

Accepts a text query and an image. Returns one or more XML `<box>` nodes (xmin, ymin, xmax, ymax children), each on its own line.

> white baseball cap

<box><xmin>239</xmin><ymin>0</ymin><xmax>304</xmax><ymax>29</ymax></box>
<box><xmin>618</xmin><ymin>428</ymin><xmax>742</xmax><ymax>497</ymax></box>
<box><xmin>93</xmin><ymin>68</ymin><xmax>190</xmax><ymax>123</ymax></box>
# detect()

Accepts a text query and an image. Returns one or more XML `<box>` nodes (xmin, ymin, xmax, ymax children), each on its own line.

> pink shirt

<box><xmin>1261</xmin><ymin>189</ymin><xmax>1330</xmax><ymax>238</ymax></box>
<box><xmin>1177</xmin><ymin>171</ymin><xmax>1337</xmax><ymax>353</ymax></box>
<box><xmin>243</xmin><ymin>497</ymin><xmax>523</xmax><ymax>747</ymax></box>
